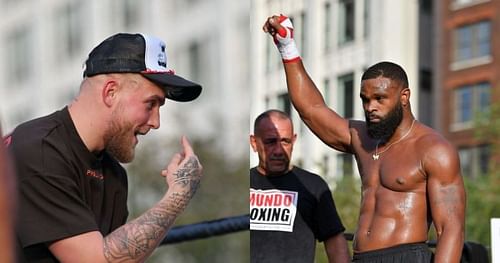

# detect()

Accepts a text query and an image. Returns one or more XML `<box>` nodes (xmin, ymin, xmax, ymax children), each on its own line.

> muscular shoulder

<box><xmin>414</xmin><ymin>126</ymin><xmax>460</xmax><ymax>179</ymax></box>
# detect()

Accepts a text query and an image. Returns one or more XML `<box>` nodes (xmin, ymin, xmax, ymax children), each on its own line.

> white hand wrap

<box><xmin>274</xmin><ymin>16</ymin><xmax>301</xmax><ymax>63</ymax></box>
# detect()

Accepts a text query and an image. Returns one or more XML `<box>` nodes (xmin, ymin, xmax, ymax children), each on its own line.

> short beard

<box><xmin>366</xmin><ymin>102</ymin><xmax>403</xmax><ymax>141</ymax></box>
<box><xmin>104</xmin><ymin>107</ymin><xmax>136</xmax><ymax>163</ymax></box>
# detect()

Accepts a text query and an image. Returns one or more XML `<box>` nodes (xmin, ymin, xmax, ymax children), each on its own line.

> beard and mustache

<box><xmin>103</xmin><ymin>104</ymin><xmax>137</xmax><ymax>163</ymax></box>
<box><xmin>365</xmin><ymin>101</ymin><xmax>403</xmax><ymax>142</ymax></box>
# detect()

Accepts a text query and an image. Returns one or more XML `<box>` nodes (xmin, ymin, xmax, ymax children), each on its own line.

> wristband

<box><xmin>273</xmin><ymin>15</ymin><xmax>301</xmax><ymax>63</ymax></box>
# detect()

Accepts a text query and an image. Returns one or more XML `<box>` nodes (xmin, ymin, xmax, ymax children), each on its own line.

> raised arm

<box><xmin>424</xmin><ymin>137</ymin><xmax>465</xmax><ymax>262</ymax></box>
<box><xmin>49</xmin><ymin>136</ymin><xmax>203</xmax><ymax>262</ymax></box>
<box><xmin>263</xmin><ymin>15</ymin><xmax>351</xmax><ymax>152</ymax></box>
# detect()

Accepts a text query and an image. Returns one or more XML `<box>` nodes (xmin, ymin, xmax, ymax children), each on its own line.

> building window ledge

<box><xmin>450</xmin><ymin>56</ymin><xmax>492</xmax><ymax>71</ymax></box>
<box><xmin>450</xmin><ymin>121</ymin><xmax>474</xmax><ymax>132</ymax></box>
<box><xmin>450</xmin><ymin>0</ymin><xmax>490</xmax><ymax>11</ymax></box>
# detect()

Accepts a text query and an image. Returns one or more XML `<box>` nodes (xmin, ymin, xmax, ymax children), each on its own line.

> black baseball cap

<box><xmin>83</xmin><ymin>33</ymin><xmax>202</xmax><ymax>102</ymax></box>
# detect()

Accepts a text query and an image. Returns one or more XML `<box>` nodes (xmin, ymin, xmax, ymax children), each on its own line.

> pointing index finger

<box><xmin>181</xmin><ymin>135</ymin><xmax>194</xmax><ymax>156</ymax></box>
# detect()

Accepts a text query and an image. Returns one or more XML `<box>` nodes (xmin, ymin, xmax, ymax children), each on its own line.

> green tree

<box><xmin>314</xmin><ymin>174</ymin><xmax>361</xmax><ymax>262</ymax></box>
<box><xmin>463</xmin><ymin>103</ymin><xmax>500</xmax><ymax>251</ymax></box>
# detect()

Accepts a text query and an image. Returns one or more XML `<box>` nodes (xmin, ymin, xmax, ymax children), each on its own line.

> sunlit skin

<box><xmin>250</xmin><ymin>114</ymin><xmax>296</xmax><ymax>176</ymax></box>
<box><xmin>103</xmin><ymin>75</ymin><xmax>165</xmax><ymax>163</ymax></box>
<box><xmin>263</xmin><ymin>14</ymin><xmax>465</xmax><ymax>262</ymax></box>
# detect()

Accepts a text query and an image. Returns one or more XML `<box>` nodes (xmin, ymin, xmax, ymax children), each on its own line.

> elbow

<box><xmin>435</xmin><ymin>222</ymin><xmax>465</xmax><ymax>242</ymax></box>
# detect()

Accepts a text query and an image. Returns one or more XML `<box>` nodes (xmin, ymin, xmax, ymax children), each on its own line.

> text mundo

<box><xmin>249</xmin><ymin>192</ymin><xmax>294</xmax><ymax>207</ymax></box>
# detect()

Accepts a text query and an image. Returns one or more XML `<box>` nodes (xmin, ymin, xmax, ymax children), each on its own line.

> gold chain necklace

<box><xmin>372</xmin><ymin>119</ymin><xmax>416</xmax><ymax>160</ymax></box>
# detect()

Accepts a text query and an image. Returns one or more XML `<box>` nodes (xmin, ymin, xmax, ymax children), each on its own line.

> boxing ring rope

<box><xmin>160</xmin><ymin>214</ymin><xmax>490</xmax><ymax>262</ymax></box>
<box><xmin>161</xmin><ymin>214</ymin><xmax>250</xmax><ymax>245</ymax></box>
<box><xmin>160</xmin><ymin>214</ymin><xmax>438</xmax><ymax>247</ymax></box>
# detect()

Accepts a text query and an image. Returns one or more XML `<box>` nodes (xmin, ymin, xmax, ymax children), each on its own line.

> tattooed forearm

<box><xmin>103</xmin><ymin>156</ymin><xmax>202</xmax><ymax>262</ymax></box>
<box><xmin>103</xmin><ymin>199</ymin><xmax>179</xmax><ymax>262</ymax></box>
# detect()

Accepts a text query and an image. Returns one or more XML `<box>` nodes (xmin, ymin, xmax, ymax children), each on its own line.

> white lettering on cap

<box><xmin>141</xmin><ymin>33</ymin><xmax>169</xmax><ymax>73</ymax></box>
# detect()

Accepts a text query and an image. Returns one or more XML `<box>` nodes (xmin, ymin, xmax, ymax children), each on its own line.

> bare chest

<box><xmin>356</xmin><ymin>143</ymin><xmax>427</xmax><ymax>192</ymax></box>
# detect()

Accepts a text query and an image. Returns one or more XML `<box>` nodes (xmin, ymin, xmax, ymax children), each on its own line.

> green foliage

<box><xmin>126</xmin><ymin>137</ymin><xmax>249</xmax><ymax>263</ymax></box>
<box><xmin>463</xmin><ymin>103</ymin><xmax>500</xmax><ymax>251</ymax></box>
<box><xmin>331</xmin><ymin>175</ymin><xmax>362</xmax><ymax>234</ymax></box>
<box><xmin>464</xmin><ymin>171</ymin><xmax>500</xmax><ymax>247</ymax></box>
<box><xmin>314</xmin><ymin>175</ymin><xmax>361</xmax><ymax>262</ymax></box>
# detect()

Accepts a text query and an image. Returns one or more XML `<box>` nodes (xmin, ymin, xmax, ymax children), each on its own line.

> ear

<box><xmin>250</xmin><ymin>135</ymin><xmax>258</xmax><ymax>152</ymax></box>
<box><xmin>400</xmin><ymin>88</ymin><xmax>410</xmax><ymax>107</ymax></box>
<box><xmin>102</xmin><ymin>79</ymin><xmax>119</xmax><ymax>107</ymax></box>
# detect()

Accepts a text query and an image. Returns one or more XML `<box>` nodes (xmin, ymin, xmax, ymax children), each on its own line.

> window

<box><xmin>123</xmin><ymin>0</ymin><xmax>141</xmax><ymax>28</ymax></box>
<box><xmin>339</xmin><ymin>0</ymin><xmax>355</xmax><ymax>45</ymax></box>
<box><xmin>453</xmin><ymin>21</ymin><xmax>491</xmax><ymax>63</ymax></box>
<box><xmin>56</xmin><ymin>1</ymin><xmax>84</xmax><ymax>57</ymax></box>
<box><xmin>300</xmin><ymin>12</ymin><xmax>307</xmax><ymax>58</ymax></box>
<box><xmin>336</xmin><ymin>153</ymin><xmax>353</xmax><ymax>177</ymax></box>
<box><xmin>265</xmin><ymin>29</ymin><xmax>281</xmax><ymax>72</ymax></box>
<box><xmin>458</xmin><ymin>145</ymin><xmax>490</xmax><ymax>178</ymax></box>
<box><xmin>337</xmin><ymin>73</ymin><xmax>355</xmax><ymax>119</ymax></box>
<box><xmin>363</xmin><ymin>0</ymin><xmax>370</xmax><ymax>38</ymax></box>
<box><xmin>323</xmin><ymin>78</ymin><xmax>331</xmax><ymax>106</ymax></box>
<box><xmin>418</xmin><ymin>70</ymin><xmax>433</xmax><ymax>125</ymax></box>
<box><xmin>322</xmin><ymin>154</ymin><xmax>330</xmax><ymax>179</ymax></box>
<box><xmin>188</xmin><ymin>42</ymin><xmax>201</xmax><ymax>81</ymax></box>
<box><xmin>324</xmin><ymin>2</ymin><xmax>332</xmax><ymax>52</ymax></box>
<box><xmin>452</xmin><ymin>82</ymin><xmax>490</xmax><ymax>129</ymax></box>
<box><xmin>420</xmin><ymin>0</ymin><xmax>433</xmax><ymax>13</ymax></box>
<box><xmin>277</xmin><ymin>93</ymin><xmax>291</xmax><ymax>117</ymax></box>
<box><xmin>290</xmin><ymin>12</ymin><xmax>307</xmax><ymax>59</ymax></box>
<box><xmin>6</xmin><ymin>26</ymin><xmax>33</xmax><ymax>83</ymax></box>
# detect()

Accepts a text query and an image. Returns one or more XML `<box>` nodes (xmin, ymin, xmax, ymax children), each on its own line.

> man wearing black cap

<box><xmin>7</xmin><ymin>33</ymin><xmax>203</xmax><ymax>262</ymax></box>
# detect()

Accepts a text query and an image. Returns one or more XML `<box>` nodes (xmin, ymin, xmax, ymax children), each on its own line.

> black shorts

<box><xmin>352</xmin><ymin>242</ymin><xmax>433</xmax><ymax>263</ymax></box>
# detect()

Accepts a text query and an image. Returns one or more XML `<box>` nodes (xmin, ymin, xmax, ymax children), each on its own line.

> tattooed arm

<box><xmin>424</xmin><ymin>138</ymin><xmax>465</xmax><ymax>263</ymax></box>
<box><xmin>49</xmin><ymin>136</ymin><xmax>203</xmax><ymax>262</ymax></box>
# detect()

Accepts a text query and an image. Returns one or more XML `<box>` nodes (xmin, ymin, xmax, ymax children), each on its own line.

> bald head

<box><xmin>253</xmin><ymin>109</ymin><xmax>293</xmax><ymax>135</ymax></box>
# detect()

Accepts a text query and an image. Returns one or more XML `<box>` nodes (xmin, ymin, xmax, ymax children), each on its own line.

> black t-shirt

<box><xmin>7</xmin><ymin>107</ymin><xmax>128</xmax><ymax>262</ymax></box>
<box><xmin>250</xmin><ymin>166</ymin><xmax>345</xmax><ymax>263</ymax></box>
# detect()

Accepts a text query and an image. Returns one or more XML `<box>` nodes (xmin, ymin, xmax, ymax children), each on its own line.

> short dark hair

<box><xmin>253</xmin><ymin>109</ymin><xmax>291</xmax><ymax>134</ymax></box>
<box><xmin>362</xmin><ymin>61</ymin><xmax>409</xmax><ymax>89</ymax></box>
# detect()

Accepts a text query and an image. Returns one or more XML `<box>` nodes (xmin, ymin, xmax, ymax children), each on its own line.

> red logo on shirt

<box><xmin>86</xmin><ymin>169</ymin><xmax>103</xmax><ymax>180</ymax></box>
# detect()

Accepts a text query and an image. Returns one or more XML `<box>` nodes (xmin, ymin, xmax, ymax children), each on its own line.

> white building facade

<box><xmin>0</xmin><ymin>0</ymin><xmax>250</xmax><ymax>160</ymax></box>
<box><xmin>250</xmin><ymin>0</ymin><xmax>424</xmax><ymax>183</ymax></box>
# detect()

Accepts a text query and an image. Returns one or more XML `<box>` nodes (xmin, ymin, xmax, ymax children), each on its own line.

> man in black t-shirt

<box><xmin>250</xmin><ymin>110</ymin><xmax>350</xmax><ymax>263</ymax></box>
<box><xmin>7</xmin><ymin>33</ymin><xmax>203</xmax><ymax>262</ymax></box>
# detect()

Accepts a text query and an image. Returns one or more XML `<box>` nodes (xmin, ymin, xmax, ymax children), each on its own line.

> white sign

<box><xmin>250</xmin><ymin>189</ymin><xmax>298</xmax><ymax>232</ymax></box>
<box><xmin>492</xmin><ymin>218</ymin><xmax>500</xmax><ymax>263</ymax></box>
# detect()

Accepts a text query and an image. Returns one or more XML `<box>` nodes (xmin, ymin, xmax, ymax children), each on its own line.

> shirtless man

<box><xmin>263</xmin><ymin>15</ymin><xmax>465</xmax><ymax>262</ymax></box>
